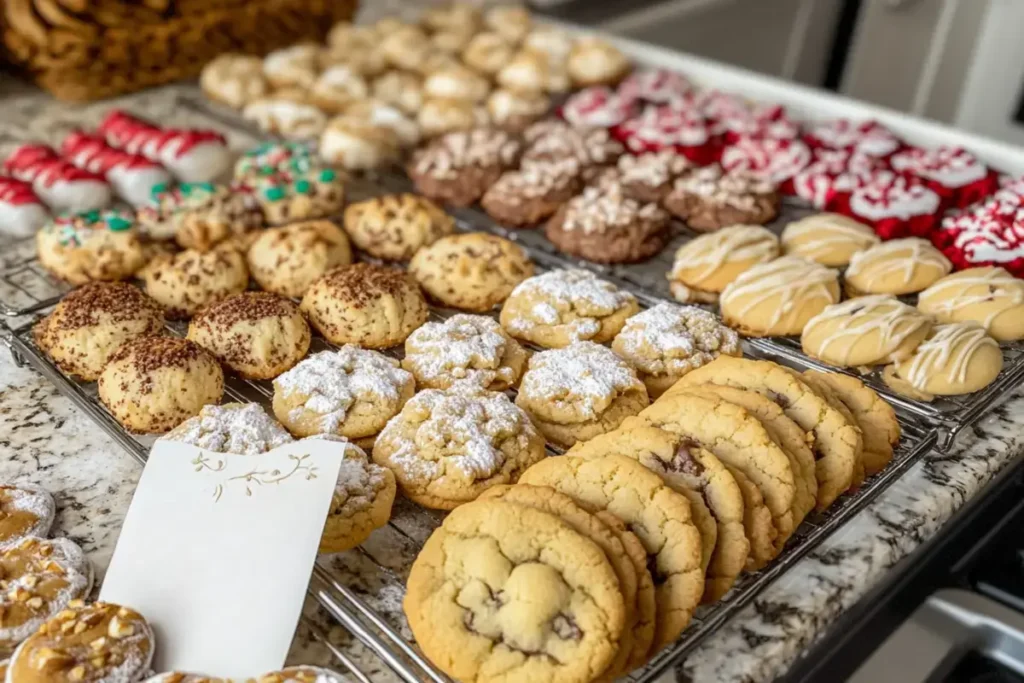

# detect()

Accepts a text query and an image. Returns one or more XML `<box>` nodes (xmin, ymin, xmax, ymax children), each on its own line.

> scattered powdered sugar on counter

<box><xmin>161</xmin><ymin>403</ymin><xmax>293</xmax><ymax>455</ymax></box>
<box><xmin>520</xmin><ymin>341</ymin><xmax>642</xmax><ymax>418</ymax></box>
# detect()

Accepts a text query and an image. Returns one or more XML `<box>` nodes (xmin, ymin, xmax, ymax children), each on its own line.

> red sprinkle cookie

<box><xmin>846</xmin><ymin>171</ymin><xmax>942</xmax><ymax>239</ymax></box>
<box><xmin>890</xmin><ymin>146</ymin><xmax>1000</xmax><ymax>209</ymax></box>
<box><xmin>803</xmin><ymin>119</ymin><xmax>902</xmax><ymax>158</ymax></box>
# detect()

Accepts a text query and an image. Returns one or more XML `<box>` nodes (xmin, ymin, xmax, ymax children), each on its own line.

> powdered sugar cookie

<box><xmin>424</xmin><ymin>65</ymin><xmax>491</xmax><ymax>103</ymax></box>
<box><xmin>273</xmin><ymin>347</ymin><xmax>414</xmax><ymax>442</ymax></box>
<box><xmin>243</xmin><ymin>98</ymin><xmax>328</xmax><ymax>139</ymax></box>
<box><xmin>462</xmin><ymin>32</ymin><xmax>515</xmax><ymax>76</ymax></box>
<box><xmin>802</xmin><ymin>295</ymin><xmax>933</xmax><ymax>367</ymax></box>
<box><xmin>309</xmin><ymin>65</ymin><xmax>369</xmax><ymax>114</ymax></box>
<box><xmin>500</xmin><ymin>269</ymin><xmax>640</xmax><ymax>348</ymax></box>
<box><xmin>372</xmin><ymin>71</ymin><xmax>424</xmax><ymax>116</ymax></box>
<box><xmin>522</xmin><ymin>25</ymin><xmax>574</xmax><ymax>64</ymax></box>
<box><xmin>416</xmin><ymin>98</ymin><xmax>484</xmax><ymax>138</ymax></box>
<box><xmin>884</xmin><ymin>323</ymin><xmax>1003</xmax><ymax>399</ymax></box>
<box><xmin>918</xmin><ymin>267</ymin><xmax>1024</xmax><ymax>341</ymax></box>
<box><xmin>200</xmin><ymin>53</ymin><xmax>268</xmax><ymax>110</ymax></box>
<box><xmin>567</xmin><ymin>37</ymin><xmax>631</xmax><ymax>87</ymax></box>
<box><xmin>667</xmin><ymin>224</ymin><xmax>780</xmax><ymax>303</ymax></box>
<box><xmin>402</xmin><ymin>315</ymin><xmax>528</xmax><ymax>391</ymax></box>
<box><xmin>845</xmin><ymin>237</ymin><xmax>952</xmax><ymax>296</ymax></box>
<box><xmin>486</xmin><ymin>89</ymin><xmax>550</xmax><ymax>132</ymax></box>
<box><xmin>343</xmin><ymin>101</ymin><xmax>421</xmax><ymax>148</ymax></box>
<box><xmin>484</xmin><ymin>5</ymin><xmax>531</xmax><ymax>43</ymax></box>
<box><xmin>263</xmin><ymin>43</ymin><xmax>321</xmax><ymax>90</ymax></box>
<box><xmin>0</xmin><ymin>485</ymin><xmax>55</xmax><ymax>546</ymax></box>
<box><xmin>162</xmin><ymin>402</ymin><xmax>293</xmax><ymax>454</ymax></box>
<box><xmin>780</xmin><ymin>213</ymin><xmax>879</xmax><ymax>267</ymax></box>
<box><xmin>319</xmin><ymin>117</ymin><xmax>401</xmax><ymax>171</ymax></box>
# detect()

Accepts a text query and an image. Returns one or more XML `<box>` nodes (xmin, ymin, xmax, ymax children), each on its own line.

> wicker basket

<box><xmin>1</xmin><ymin>0</ymin><xmax>358</xmax><ymax>101</ymax></box>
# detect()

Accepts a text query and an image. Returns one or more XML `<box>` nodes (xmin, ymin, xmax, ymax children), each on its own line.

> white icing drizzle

<box><xmin>803</xmin><ymin>295</ymin><xmax>931</xmax><ymax>364</ymax></box>
<box><xmin>720</xmin><ymin>255</ymin><xmax>838</xmax><ymax>329</ymax></box>
<box><xmin>919</xmin><ymin>268</ymin><xmax>1024</xmax><ymax>330</ymax></box>
<box><xmin>846</xmin><ymin>238</ymin><xmax>952</xmax><ymax>288</ymax></box>
<box><xmin>781</xmin><ymin>213</ymin><xmax>879</xmax><ymax>260</ymax></box>
<box><xmin>669</xmin><ymin>224</ymin><xmax>779</xmax><ymax>285</ymax></box>
<box><xmin>903</xmin><ymin>323</ymin><xmax>1000</xmax><ymax>389</ymax></box>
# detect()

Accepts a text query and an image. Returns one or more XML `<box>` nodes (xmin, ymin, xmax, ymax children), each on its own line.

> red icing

<box><xmin>0</xmin><ymin>176</ymin><xmax>44</xmax><ymax>206</ymax></box>
<box><xmin>803</xmin><ymin>119</ymin><xmax>902</xmax><ymax>158</ymax></box>
<box><xmin>617</xmin><ymin>69</ymin><xmax>692</xmax><ymax>104</ymax></box>
<box><xmin>3</xmin><ymin>145</ymin><xmax>106</xmax><ymax>187</ymax></box>
<box><xmin>792</xmin><ymin>149</ymin><xmax>886</xmax><ymax>208</ymax></box>
<box><xmin>890</xmin><ymin>146</ymin><xmax>999</xmax><ymax>209</ymax></box>
<box><xmin>560</xmin><ymin>87</ymin><xmax>637</xmax><ymax>129</ymax></box>
<box><xmin>846</xmin><ymin>171</ymin><xmax>941</xmax><ymax>239</ymax></box>
<box><xmin>613</xmin><ymin>105</ymin><xmax>718</xmax><ymax>164</ymax></box>
<box><xmin>61</xmin><ymin>131</ymin><xmax>162</xmax><ymax>175</ymax></box>
<box><xmin>932</xmin><ymin>203</ymin><xmax>1024</xmax><ymax>276</ymax></box>
<box><xmin>720</xmin><ymin>137</ymin><xmax>811</xmax><ymax>192</ymax></box>
<box><xmin>97</xmin><ymin>110</ymin><xmax>226</xmax><ymax>160</ymax></box>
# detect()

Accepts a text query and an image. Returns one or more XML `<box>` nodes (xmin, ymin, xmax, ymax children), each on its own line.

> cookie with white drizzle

<box><xmin>667</xmin><ymin>225</ymin><xmax>780</xmax><ymax>303</ymax></box>
<box><xmin>0</xmin><ymin>485</ymin><xmax>54</xmax><ymax>546</ymax></box>
<box><xmin>402</xmin><ymin>315</ymin><xmax>528</xmax><ymax>391</ymax></box>
<box><xmin>844</xmin><ymin>237</ymin><xmax>952</xmax><ymax>297</ymax></box>
<box><xmin>515</xmin><ymin>342</ymin><xmax>649</xmax><ymax>448</ymax></box>
<box><xmin>883</xmin><ymin>322</ymin><xmax>1003</xmax><ymax>399</ymax></box>
<box><xmin>917</xmin><ymin>267</ymin><xmax>1024</xmax><ymax>342</ymax></box>
<box><xmin>0</xmin><ymin>537</ymin><xmax>92</xmax><ymax>655</ymax></box>
<box><xmin>720</xmin><ymin>256</ymin><xmax>841</xmax><ymax>337</ymax></box>
<box><xmin>611</xmin><ymin>303</ymin><xmax>741</xmax><ymax>398</ymax></box>
<box><xmin>780</xmin><ymin>213</ymin><xmax>880</xmax><ymax>267</ymax></box>
<box><xmin>663</xmin><ymin>165</ymin><xmax>780</xmax><ymax>233</ymax></box>
<box><xmin>802</xmin><ymin>295</ymin><xmax>933</xmax><ymax>367</ymax></box>
<box><xmin>480</xmin><ymin>158</ymin><xmax>583</xmax><ymax>227</ymax></box>
<box><xmin>272</xmin><ymin>347</ymin><xmax>414</xmax><ymax>445</ymax></box>
<box><xmin>161</xmin><ymin>403</ymin><xmax>293</xmax><ymax>455</ymax></box>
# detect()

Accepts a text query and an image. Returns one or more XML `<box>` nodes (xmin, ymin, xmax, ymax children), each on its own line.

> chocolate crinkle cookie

<box><xmin>480</xmin><ymin>157</ymin><xmax>584</xmax><ymax>227</ymax></box>
<box><xmin>545</xmin><ymin>182</ymin><xmax>670</xmax><ymax>263</ymax></box>
<box><xmin>408</xmin><ymin>128</ymin><xmax>523</xmax><ymax>207</ymax></box>
<box><xmin>664</xmin><ymin>164</ymin><xmax>780</xmax><ymax>232</ymax></box>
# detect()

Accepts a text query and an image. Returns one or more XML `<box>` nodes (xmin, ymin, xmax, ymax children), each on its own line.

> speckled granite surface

<box><xmin>3</xmin><ymin>6</ymin><xmax>1024</xmax><ymax>680</ymax></box>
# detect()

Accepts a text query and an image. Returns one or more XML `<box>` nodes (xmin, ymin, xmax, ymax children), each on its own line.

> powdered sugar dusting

<box><xmin>301</xmin><ymin>436</ymin><xmax>390</xmax><ymax>519</ymax></box>
<box><xmin>404</xmin><ymin>315</ymin><xmax>517</xmax><ymax>388</ymax></box>
<box><xmin>613</xmin><ymin>302</ymin><xmax>740</xmax><ymax>376</ymax></box>
<box><xmin>505</xmin><ymin>269</ymin><xmax>637</xmax><ymax>340</ymax></box>
<box><xmin>161</xmin><ymin>403</ymin><xmax>293</xmax><ymax>455</ymax></box>
<box><xmin>0</xmin><ymin>484</ymin><xmax>55</xmax><ymax>539</ymax></box>
<box><xmin>519</xmin><ymin>341</ymin><xmax>642</xmax><ymax>419</ymax></box>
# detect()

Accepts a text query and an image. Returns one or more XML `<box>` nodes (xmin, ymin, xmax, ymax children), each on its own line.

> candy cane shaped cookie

<box><xmin>97</xmin><ymin>110</ymin><xmax>232</xmax><ymax>183</ymax></box>
<box><xmin>0</xmin><ymin>176</ymin><xmax>50</xmax><ymax>237</ymax></box>
<box><xmin>3</xmin><ymin>144</ymin><xmax>112</xmax><ymax>214</ymax></box>
<box><xmin>61</xmin><ymin>131</ymin><xmax>174</xmax><ymax>208</ymax></box>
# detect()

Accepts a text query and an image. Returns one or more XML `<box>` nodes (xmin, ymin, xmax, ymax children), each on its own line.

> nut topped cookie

<box><xmin>162</xmin><ymin>403</ymin><xmax>293</xmax><ymax>455</ymax></box>
<box><xmin>408</xmin><ymin>129</ymin><xmax>522</xmax><ymax>207</ymax></box>
<box><xmin>301</xmin><ymin>264</ymin><xmax>429</xmax><ymax>349</ymax></box>
<box><xmin>516</xmin><ymin>342</ymin><xmax>649</xmax><ymax>448</ymax></box>
<box><xmin>8</xmin><ymin>601</ymin><xmax>154</xmax><ymax>683</ymax></box>
<box><xmin>0</xmin><ymin>485</ymin><xmax>55</xmax><ymax>547</ymax></box>
<box><xmin>0</xmin><ymin>537</ymin><xmax>92</xmax><ymax>655</ymax></box>
<box><xmin>845</xmin><ymin>238</ymin><xmax>952</xmax><ymax>296</ymax></box>
<box><xmin>246</xmin><ymin>220</ymin><xmax>353</xmax><ymax>299</ymax></box>
<box><xmin>500</xmin><ymin>269</ymin><xmax>639</xmax><ymax>348</ymax></box>
<box><xmin>272</xmin><ymin>347</ymin><xmax>414</xmax><ymax>443</ymax></box>
<box><xmin>373</xmin><ymin>385</ymin><xmax>546</xmax><ymax>509</ymax></box>
<box><xmin>614</xmin><ymin>151</ymin><xmax>694</xmax><ymax>203</ymax></box>
<box><xmin>720</xmin><ymin>256</ymin><xmax>841</xmax><ymax>337</ymax></box>
<box><xmin>802</xmin><ymin>295</ymin><xmax>933</xmax><ymax>367</ymax></box>
<box><xmin>883</xmin><ymin>322</ymin><xmax>1003</xmax><ymax>399</ymax></box>
<box><xmin>402</xmin><ymin>315</ymin><xmax>528</xmax><ymax>391</ymax></box>
<box><xmin>480</xmin><ymin>158</ymin><xmax>583</xmax><ymax>227</ymax></box>
<box><xmin>780</xmin><ymin>213</ymin><xmax>880</xmax><ymax>267</ymax></box>
<box><xmin>404</xmin><ymin>499</ymin><xmax>626</xmax><ymax>683</ymax></box>
<box><xmin>36</xmin><ymin>210</ymin><xmax>146</xmax><ymax>285</ymax></box>
<box><xmin>611</xmin><ymin>303</ymin><xmax>742</xmax><ymax>397</ymax></box>
<box><xmin>343</xmin><ymin>194</ymin><xmax>454</xmax><ymax>261</ymax></box>
<box><xmin>140</xmin><ymin>245</ymin><xmax>250</xmax><ymax>319</ymax></box>
<box><xmin>33</xmin><ymin>283</ymin><xmax>165</xmax><ymax>382</ymax></box>
<box><xmin>667</xmin><ymin>224</ymin><xmax>780</xmax><ymax>303</ymax></box>
<box><xmin>409</xmin><ymin>233</ymin><xmax>534</xmax><ymax>312</ymax></box>
<box><xmin>187</xmin><ymin>292</ymin><xmax>310</xmax><ymax>380</ymax></box>
<box><xmin>917</xmin><ymin>267</ymin><xmax>1024</xmax><ymax>342</ymax></box>
<box><xmin>544</xmin><ymin>184</ymin><xmax>670</xmax><ymax>264</ymax></box>
<box><xmin>664</xmin><ymin>165</ymin><xmax>780</xmax><ymax>233</ymax></box>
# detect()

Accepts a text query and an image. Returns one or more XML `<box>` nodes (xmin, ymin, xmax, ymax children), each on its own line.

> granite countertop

<box><xmin>4</xmin><ymin>10</ymin><xmax>1024</xmax><ymax>680</ymax></box>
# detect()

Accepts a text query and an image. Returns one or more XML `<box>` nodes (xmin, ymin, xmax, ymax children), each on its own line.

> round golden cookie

<box><xmin>258</xmin><ymin>667</ymin><xmax>348</xmax><ymax>683</ymax></box>
<box><xmin>478</xmin><ymin>484</ymin><xmax>642</xmax><ymax>679</ymax></box>
<box><xmin>343</xmin><ymin>194</ymin><xmax>454</xmax><ymax>262</ymax></box>
<box><xmin>402</xmin><ymin>314</ymin><xmax>528</xmax><ymax>391</ymax></box>
<box><xmin>498</xmin><ymin>51</ymin><xmax>568</xmax><ymax>95</ymax></box>
<box><xmin>519</xmin><ymin>454</ymin><xmax>703</xmax><ymax>653</ymax></box>
<box><xmin>801</xmin><ymin>295</ymin><xmax>933</xmax><ymax>368</ymax></box>
<box><xmin>845</xmin><ymin>237</ymin><xmax>952</xmax><ymax>296</ymax></box>
<box><xmin>246</xmin><ymin>220</ymin><xmax>353</xmax><ymax>299</ymax></box>
<box><xmin>780</xmin><ymin>213</ymin><xmax>879</xmax><ymax>267</ymax></box>
<box><xmin>410</xmin><ymin>233</ymin><xmax>534</xmax><ymax>312</ymax></box>
<box><xmin>303</xmin><ymin>436</ymin><xmax>397</xmax><ymax>554</ymax></box>
<box><xmin>486</xmin><ymin>89</ymin><xmax>550</xmax><ymax>132</ymax></box>
<box><xmin>884</xmin><ymin>322</ymin><xmax>1003</xmax><ymax>399</ymax></box>
<box><xmin>485</xmin><ymin>5</ymin><xmax>532</xmax><ymax>44</ymax></box>
<box><xmin>139</xmin><ymin>245</ymin><xmax>249</xmax><ymax>319</ymax></box>
<box><xmin>404</xmin><ymin>499</ymin><xmax>626</xmax><ymax>683</ymax></box>
<box><xmin>422</xmin><ymin>3</ymin><xmax>482</xmax><ymax>33</ymax></box>
<box><xmin>500</xmin><ymin>269</ymin><xmax>639</xmax><ymax>349</ymax></box>
<box><xmin>309</xmin><ymin>64</ymin><xmax>369</xmax><ymax>114</ymax></box>
<box><xmin>416</xmin><ymin>98</ymin><xmax>483</xmax><ymax>138</ymax></box>
<box><xmin>342</xmin><ymin>100</ymin><xmax>422</xmax><ymax>149</ymax></box>
<box><xmin>611</xmin><ymin>303</ymin><xmax>742</xmax><ymax>398</ymax></box>
<box><xmin>0</xmin><ymin>537</ymin><xmax>92</xmax><ymax>655</ymax></box>
<box><xmin>462</xmin><ymin>32</ymin><xmax>515</xmax><ymax>77</ymax></box>
<box><xmin>172</xmin><ymin>185</ymin><xmax>266</xmax><ymax>253</ymax></box>
<box><xmin>917</xmin><ymin>267</ymin><xmax>1024</xmax><ymax>342</ymax></box>
<box><xmin>372</xmin><ymin>385</ymin><xmax>546</xmax><ymax>510</ymax></box>
<box><xmin>262</xmin><ymin>43</ymin><xmax>321</xmax><ymax>90</ymax></box>
<box><xmin>252</xmin><ymin>167</ymin><xmax>346</xmax><ymax>226</ymax></box>
<box><xmin>522</xmin><ymin>26</ymin><xmax>574</xmax><ymax>64</ymax></box>
<box><xmin>200</xmin><ymin>53</ymin><xmax>268</xmax><ymax>110</ymax></box>
<box><xmin>802</xmin><ymin>371</ymin><xmax>899</xmax><ymax>477</ymax></box>
<box><xmin>162</xmin><ymin>402</ymin><xmax>293</xmax><ymax>455</ymax></box>
<box><xmin>98</xmin><ymin>337</ymin><xmax>224</xmax><ymax>434</ymax></box>
<box><xmin>36</xmin><ymin>210</ymin><xmax>146</xmax><ymax>285</ymax></box>
<box><xmin>371</xmin><ymin>71</ymin><xmax>424</xmax><ymax>116</ymax></box>
<box><xmin>567</xmin><ymin>38</ymin><xmax>631</xmax><ymax>87</ymax></box>
<box><xmin>674</xmin><ymin>356</ymin><xmax>861</xmax><ymax>511</ymax></box>
<box><xmin>667</xmin><ymin>225</ymin><xmax>780</xmax><ymax>304</ymax></box>
<box><xmin>187</xmin><ymin>292</ymin><xmax>310</xmax><ymax>380</ymax></box>
<box><xmin>8</xmin><ymin>601</ymin><xmax>154</xmax><ymax>683</ymax></box>
<box><xmin>272</xmin><ymin>346</ymin><xmax>414</xmax><ymax>440</ymax></box>
<box><xmin>0</xmin><ymin>485</ymin><xmax>54</xmax><ymax>546</ymax></box>
<box><xmin>300</xmin><ymin>263</ymin><xmax>429</xmax><ymax>349</ymax></box>
<box><xmin>424</xmin><ymin>65</ymin><xmax>492</xmax><ymax>103</ymax></box>
<box><xmin>515</xmin><ymin>341</ymin><xmax>649</xmax><ymax>449</ymax></box>
<box><xmin>568</xmin><ymin>426</ymin><xmax>749</xmax><ymax>604</ymax></box>
<box><xmin>242</xmin><ymin>98</ymin><xmax>329</xmax><ymax>140</ymax></box>
<box><xmin>33</xmin><ymin>282</ymin><xmax>165</xmax><ymax>381</ymax></box>
<box><xmin>720</xmin><ymin>255</ymin><xmax>841</xmax><ymax>337</ymax></box>
<box><xmin>318</xmin><ymin>116</ymin><xmax>401</xmax><ymax>172</ymax></box>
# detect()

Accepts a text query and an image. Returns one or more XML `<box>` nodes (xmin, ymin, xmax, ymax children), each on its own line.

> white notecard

<box><xmin>100</xmin><ymin>439</ymin><xmax>343</xmax><ymax>677</ymax></box>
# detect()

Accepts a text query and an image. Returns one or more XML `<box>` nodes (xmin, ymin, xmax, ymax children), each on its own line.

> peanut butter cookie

<box><xmin>0</xmin><ymin>485</ymin><xmax>54</xmax><ymax>546</ymax></box>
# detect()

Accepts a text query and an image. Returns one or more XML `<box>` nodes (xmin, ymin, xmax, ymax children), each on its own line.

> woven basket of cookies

<box><xmin>0</xmin><ymin>0</ymin><xmax>359</xmax><ymax>101</ymax></box>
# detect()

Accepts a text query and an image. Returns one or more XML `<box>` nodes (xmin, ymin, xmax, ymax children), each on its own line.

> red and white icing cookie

<box><xmin>932</xmin><ymin>206</ymin><xmax>1024</xmax><ymax>276</ymax></box>
<box><xmin>60</xmin><ymin>131</ymin><xmax>173</xmax><ymax>208</ymax></box>
<box><xmin>847</xmin><ymin>170</ymin><xmax>941</xmax><ymax>239</ymax></box>
<box><xmin>97</xmin><ymin>110</ymin><xmax>232</xmax><ymax>183</ymax></box>
<box><xmin>617</xmin><ymin>68</ymin><xmax>692</xmax><ymax>104</ymax></box>
<box><xmin>560</xmin><ymin>86</ymin><xmax>637</xmax><ymax>129</ymax></box>
<box><xmin>792</xmin><ymin>148</ymin><xmax>886</xmax><ymax>209</ymax></box>
<box><xmin>3</xmin><ymin>144</ymin><xmax>112</xmax><ymax>214</ymax></box>
<box><xmin>720</xmin><ymin>137</ymin><xmax>811</xmax><ymax>191</ymax></box>
<box><xmin>890</xmin><ymin>146</ymin><xmax>1000</xmax><ymax>209</ymax></box>
<box><xmin>690</xmin><ymin>90</ymin><xmax>753</xmax><ymax>122</ymax></box>
<box><xmin>0</xmin><ymin>176</ymin><xmax>50</xmax><ymax>238</ymax></box>
<box><xmin>804</xmin><ymin>119</ymin><xmax>902</xmax><ymax>158</ymax></box>
<box><xmin>715</xmin><ymin>110</ymin><xmax>799</xmax><ymax>143</ymax></box>
<box><xmin>613</xmin><ymin>104</ymin><xmax>717</xmax><ymax>164</ymax></box>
